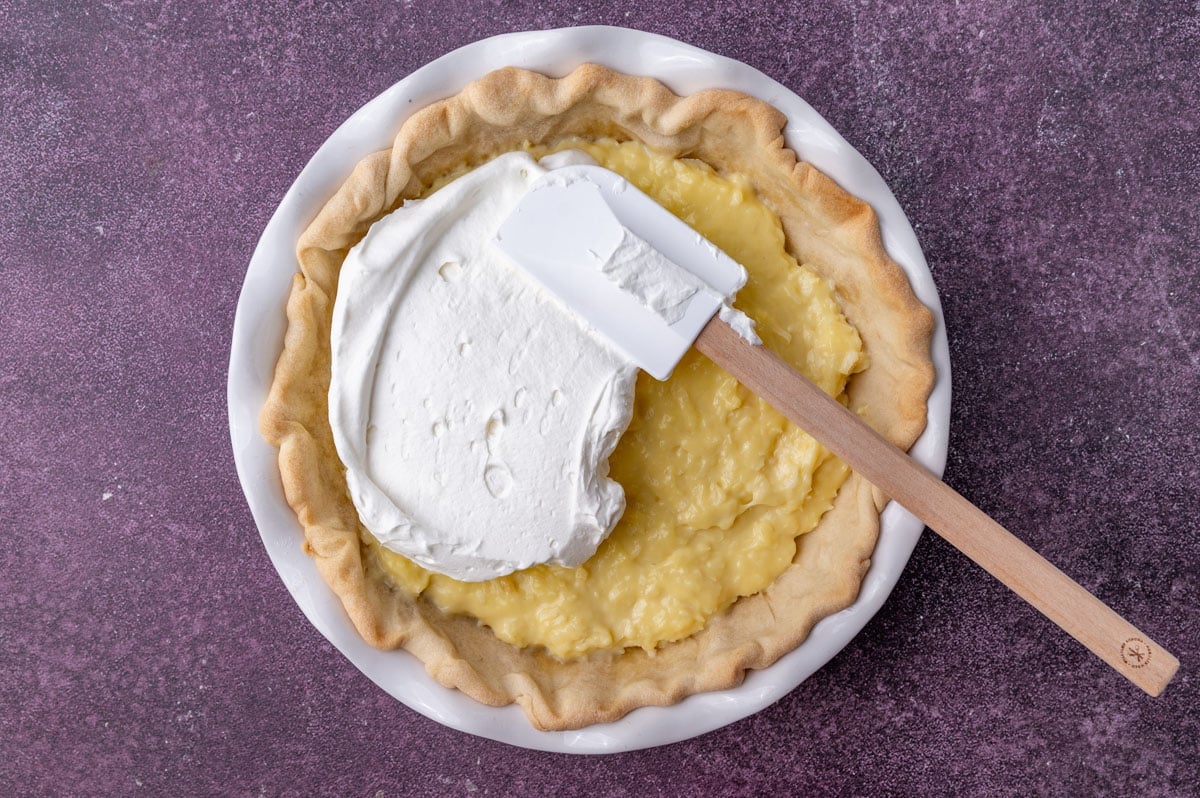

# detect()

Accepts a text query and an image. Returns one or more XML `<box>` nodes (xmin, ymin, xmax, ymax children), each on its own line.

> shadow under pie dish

<box><xmin>257</xmin><ymin>63</ymin><xmax>935</xmax><ymax>731</ymax></box>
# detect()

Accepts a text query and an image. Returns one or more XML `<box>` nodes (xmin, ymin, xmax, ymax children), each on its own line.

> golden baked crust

<box><xmin>259</xmin><ymin>64</ymin><xmax>935</xmax><ymax>730</ymax></box>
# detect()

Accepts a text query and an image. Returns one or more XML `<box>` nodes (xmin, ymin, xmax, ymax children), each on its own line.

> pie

<box><xmin>260</xmin><ymin>64</ymin><xmax>934</xmax><ymax>730</ymax></box>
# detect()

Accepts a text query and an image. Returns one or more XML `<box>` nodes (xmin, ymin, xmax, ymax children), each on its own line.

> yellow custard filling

<box><xmin>369</xmin><ymin>139</ymin><xmax>866</xmax><ymax>659</ymax></box>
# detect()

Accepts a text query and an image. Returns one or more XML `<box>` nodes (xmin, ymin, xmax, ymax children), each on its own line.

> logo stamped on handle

<box><xmin>1121</xmin><ymin>637</ymin><xmax>1152</xmax><ymax>669</ymax></box>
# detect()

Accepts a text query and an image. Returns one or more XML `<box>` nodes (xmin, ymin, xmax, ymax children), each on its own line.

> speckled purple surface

<box><xmin>2</xmin><ymin>1</ymin><xmax>1197</xmax><ymax>795</ymax></box>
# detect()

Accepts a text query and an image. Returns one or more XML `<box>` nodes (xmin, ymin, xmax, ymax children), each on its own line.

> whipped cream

<box><xmin>330</xmin><ymin>150</ymin><xmax>760</xmax><ymax>581</ymax></box>
<box><xmin>592</xmin><ymin>228</ymin><xmax>701</xmax><ymax>325</ymax></box>
<box><xmin>719</xmin><ymin>303</ymin><xmax>761</xmax><ymax>345</ymax></box>
<box><xmin>591</xmin><ymin>222</ymin><xmax>760</xmax><ymax>344</ymax></box>
<box><xmin>329</xmin><ymin>152</ymin><xmax>636</xmax><ymax>582</ymax></box>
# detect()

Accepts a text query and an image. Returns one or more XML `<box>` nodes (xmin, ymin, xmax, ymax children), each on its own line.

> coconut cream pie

<box><xmin>260</xmin><ymin>64</ymin><xmax>934</xmax><ymax>730</ymax></box>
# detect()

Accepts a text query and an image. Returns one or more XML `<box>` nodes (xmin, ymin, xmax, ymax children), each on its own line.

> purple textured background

<box><xmin>2</xmin><ymin>1</ymin><xmax>1197</xmax><ymax>795</ymax></box>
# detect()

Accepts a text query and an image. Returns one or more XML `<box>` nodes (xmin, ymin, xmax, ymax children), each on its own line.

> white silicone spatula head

<box><xmin>495</xmin><ymin>165</ymin><xmax>747</xmax><ymax>380</ymax></box>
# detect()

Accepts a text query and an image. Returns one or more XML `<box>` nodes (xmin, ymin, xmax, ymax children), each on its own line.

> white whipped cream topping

<box><xmin>595</xmin><ymin>225</ymin><xmax>761</xmax><ymax>344</ymax></box>
<box><xmin>329</xmin><ymin>152</ymin><xmax>636</xmax><ymax>582</ymax></box>
<box><xmin>591</xmin><ymin>228</ymin><xmax>701</xmax><ymax>325</ymax></box>
<box><xmin>719</xmin><ymin>303</ymin><xmax>762</xmax><ymax>345</ymax></box>
<box><xmin>330</xmin><ymin>150</ymin><xmax>761</xmax><ymax>581</ymax></box>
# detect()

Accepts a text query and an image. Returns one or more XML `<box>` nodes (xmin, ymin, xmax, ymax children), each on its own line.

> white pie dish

<box><xmin>227</xmin><ymin>25</ymin><xmax>951</xmax><ymax>754</ymax></box>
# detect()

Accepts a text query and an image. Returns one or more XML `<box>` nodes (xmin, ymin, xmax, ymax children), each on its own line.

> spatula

<box><xmin>496</xmin><ymin>164</ymin><xmax>1178</xmax><ymax>697</ymax></box>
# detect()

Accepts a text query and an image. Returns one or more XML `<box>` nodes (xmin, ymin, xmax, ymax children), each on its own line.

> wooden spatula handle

<box><xmin>696</xmin><ymin>318</ymin><xmax>1178</xmax><ymax>696</ymax></box>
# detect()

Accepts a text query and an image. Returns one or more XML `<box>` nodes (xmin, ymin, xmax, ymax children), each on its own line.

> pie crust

<box><xmin>259</xmin><ymin>64</ymin><xmax>935</xmax><ymax>730</ymax></box>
